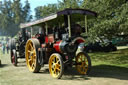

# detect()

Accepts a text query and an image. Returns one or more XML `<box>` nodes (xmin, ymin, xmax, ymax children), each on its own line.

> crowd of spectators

<box><xmin>0</xmin><ymin>37</ymin><xmax>10</xmax><ymax>54</ymax></box>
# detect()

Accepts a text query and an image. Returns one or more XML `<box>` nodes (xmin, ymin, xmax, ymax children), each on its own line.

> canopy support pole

<box><xmin>45</xmin><ymin>22</ymin><xmax>48</xmax><ymax>35</ymax></box>
<box><xmin>31</xmin><ymin>27</ymin><xmax>33</xmax><ymax>37</ymax></box>
<box><xmin>85</xmin><ymin>15</ymin><xmax>88</xmax><ymax>34</ymax></box>
<box><xmin>68</xmin><ymin>15</ymin><xmax>71</xmax><ymax>37</ymax></box>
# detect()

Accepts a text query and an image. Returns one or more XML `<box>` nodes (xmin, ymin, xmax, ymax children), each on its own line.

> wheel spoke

<box><xmin>77</xmin><ymin>65</ymin><xmax>82</xmax><ymax>69</ymax></box>
<box><xmin>82</xmin><ymin>55</ymin><xmax>85</xmax><ymax>61</ymax></box>
<box><xmin>31</xmin><ymin>48</ymin><xmax>36</xmax><ymax>53</ymax></box>
<box><xmin>49</xmin><ymin>53</ymin><xmax>63</xmax><ymax>79</ymax></box>
<box><xmin>84</xmin><ymin>62</ymin><xmax>88</xmax><ymax>67</ymax></box>
<box><xmin>56</xmin><ymin>68</ymin><xmax>60</xmax><ymax>71</ymax></box>
<box><xmin>80</xmin><ymin>55</ymin><xmax>82</xmax><ymax>61</ymax></box>
<box><xmin>29</xmin><ymin>43</ymin><xmax>34</xmax><ymax>51</ymax></box>
<box><xmin>28</xmin><ymin>59</ymin><xmax>32</xmax><ymax>65</ymax></box>
<box><xmin>52</xmin><ymin>62</ymin><xmax>55</xmax><ymax>65</ymax></box>
<box><xmin>56</xmin><ymin>64</ymin><xmax>60</xmax><ymax>70</ymax></box>
<box><xmin>32</xmin><ymin>63</ymin><xmax>35</xmax><ymax>69</ymax></box>
<box><xmin>29</xmin><ymin>43</ymin><xmax>33</xmax><ymax>48</ymax></box>
<box><xmin>54</xmin><ymin>68</ymin><xmax>56</xmax><ymax>75</ymax></box>
<box><xmin>56</xmin><ymin>59</ymin><xmax>60</xmax><ymax>64</ymax></box>
<box><xmin>28</xmin><ymin>50</ymin><xmax>31</xmax><ymax>53</ymax></box>
<box><xmin>76</xmin><ymin>53</ymin><xmax>90</xmax><ymax>75</ymax></box>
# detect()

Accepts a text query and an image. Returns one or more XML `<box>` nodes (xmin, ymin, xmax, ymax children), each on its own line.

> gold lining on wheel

<box><xmin>76</xmin><ymin>53</ymin><xmax>88</xmax><ymax>74</ymax></box>
<box><xmin>26</xmin><ymin>40</ymin><xmax>37</xmax><ymax>72</ymax></box>
<box><xmin>49</xmin><ymin>55</ymin><xmax>61</xmax><ymax>78</ymax></box>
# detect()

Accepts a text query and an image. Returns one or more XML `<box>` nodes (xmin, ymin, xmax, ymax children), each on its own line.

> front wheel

<box><xmin>49</xmin><ymin>53</ymin><xmax>64</xmax><ymax>79</ymax></box>
<box><xmin>76</xmin><ymin>52</ymin><xmax>91</xmax><ymax>75</ymax></box>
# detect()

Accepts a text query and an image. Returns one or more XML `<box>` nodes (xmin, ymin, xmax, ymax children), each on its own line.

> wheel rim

<box><xmin>49</xmin><ymin>55</ymin><xmax>61</xmax><ymax>78</ymax></box>
<box><xmin>11</xmin><ymin>50</ymin><xmax>17</xmax><ymax>66</ymax></box>
<box><xmin>26</xmin><ymin>40</ymin><xmax>37</xmax><ymax>72</ymax></box>
<box><xmin>11</xmin><ymin>51</ymin><xmax>14</xmax><ymax>63</ymax></box>
<box><xmin>76</xmin><ymin>53</ymin><xmax>89</xmax><ymax>74</ymax></box>
<box><xmin>12</xmin><ymin>54</ymin><xmax>15</xmax><ymax>65</ymax></box>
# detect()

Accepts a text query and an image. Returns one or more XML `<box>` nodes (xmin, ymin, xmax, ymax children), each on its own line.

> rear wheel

<box><xmin>49</xmin><ymin>53</ymin><xmax>64</xmax><ymax>79</ymax></box>
<box><xmin>9</xmin><ymin>38</ymin><xmax>16</xmax><ymax>50</ymax></box>
<box><xmin>76</xmin><ymin>52</ymin><xmax>91</xmax><ymax>75</ymax></box>
<box><xmin>25</xmin><ymin>39</ymin><xmax>41</xmax><ymax>73</ymax></box>
<box><xmin>11</xmin><ymin>49</ymin><xmax>17</xmax><ymax>66</ymax></box>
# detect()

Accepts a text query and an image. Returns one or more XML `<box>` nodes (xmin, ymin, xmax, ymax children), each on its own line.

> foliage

<box><xmin>35</xmin><ymin>4</ymin><xmax>58</xmax><ymax>19</ymax></box>
<box><xmin>0</xmin><ymin>0</ymin><xmax>32</xmax><ymax>37</ymax></box>
<box><xmin>34</xmin><ymin>0</ymin><xmax>82</xmax><ymax>18</ymax></box>
<box><xmin>0</xmin><ymin>0</ymin><xmax>128</xmax><ymax>40</ymax></box>
<box><xmin>89</xmin><ymin>48</ymin><xmax>128</xmax><ymax>65</ymax></box>
<box><xmin>84</xmin><ymin>0</ymin><xmax>128</xmax><ymax>42</ymax></box>
<box><xmin>34</xmin><ymin>0</ymin><xmax>128</xmax><ymax>43</ymax></box>
<box><xmin>58</xmin><ymin>0</ymin><xmax>82</xmax><ymax>10</ymax></box>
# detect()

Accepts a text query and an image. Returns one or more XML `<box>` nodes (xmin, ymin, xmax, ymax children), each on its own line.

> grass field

<box><xmin>89</xmin><ymin>48</ymin><xmax>128</xmax><ymax>67</ymax></box>
<box><xmin>0</xmin><ymin>48</ymin><xmax>128</xmax><ymax>85</ymax></box>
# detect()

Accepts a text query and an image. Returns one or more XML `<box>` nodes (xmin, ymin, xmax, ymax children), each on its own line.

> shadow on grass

<box><xmin>38</xmin><ymin>67</ymin><xmax>90</xmax><ymax>80</ymax></box>
<box><xmin>61</xmin><ymin>64</ymin><xmax>128</xmax><ymax>80</ymax></box>
<box><xmin>16</xmin><ymin>60</ymin><xmax>26</xmax><ymax>67</ymax></box>
<box><xmin>16</xmin><ymin>64</ymin><xmax>26</xmax><ymax>67</ymax></box>
<box><xmin>0</xmin><ymin>64</ymin><xmax>9</xmax><ymax>68</ymax></box>
<box><xmin>62</xmin><ymin>67</ymin><xmax>90</xmax><ymax>80</ymax></box>
<box><xmin>17</xmin><ymin>62</ymin><xmax>26</xmax><ymax>67</ymax></box>
<box><xmin>21</xmin><ymin>64</ymin><xmax>128</xmax><ymax>80</ymax></box>
<box><xmin>89</xmin><ymin>65</ymin><xmax>128</xmax><ymax>80</ymax></box>
<box><xmin>38</xmin><ymin>68</ymin><xmax>49</xmax><ymax>74</ymax></box>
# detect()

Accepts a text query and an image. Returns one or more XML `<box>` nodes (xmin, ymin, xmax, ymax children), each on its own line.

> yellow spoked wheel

<box><xmin>49</xmin><ymin>53</ymin><xmax>64</xmax><ymax>79</ymax></box>
<box><xmin>25</xmin><ymin>39</ymin><xmax>41</xmax><ymax>73</ymax></box>
<box><xmin>76</xmin><ymin>52</ymin><xmax>91</xmax><ymax>75</ymax></box>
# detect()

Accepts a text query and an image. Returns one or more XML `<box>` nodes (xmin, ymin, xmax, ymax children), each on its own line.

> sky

<box><xmin>21</xmin><ymin>0</ymin><xmax>60</xmax><ymax>16</ymax></box>
<box><xmin>0</xmin><ymin>0</ymin><xmax>60</xmax><ymax>16</ymax></box>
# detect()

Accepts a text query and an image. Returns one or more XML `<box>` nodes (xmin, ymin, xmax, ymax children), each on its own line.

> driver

<box><xmin>71</xmin><ymin>24</ymin><xmax>82</xmax><ymax>36</ymax></box>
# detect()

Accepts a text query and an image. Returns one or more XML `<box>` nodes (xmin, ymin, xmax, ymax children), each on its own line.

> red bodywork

<box><xmin>45</xmin><ymin>36</ymin><xmax>48</xmax><ymax>43</ymax></box>
<box><xmin>53</xmin><ymin>38</ymin><xmax>85</xmax><ymax>53</ymax></box>
<box><xmin>76</xmin><ymin>39</ymin><xmax>85</xmax><ymax>43</ymax></box>
<box><xmin>53</xmin><ymin>40</ymin><xmax>62</xmax><ymax>53</ymax></box>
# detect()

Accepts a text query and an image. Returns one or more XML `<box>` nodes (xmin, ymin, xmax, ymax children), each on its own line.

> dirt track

<box><xmin>0</xmin><ymin>53</ymin><xmax>128</xmax><ymax>85</ymax></box>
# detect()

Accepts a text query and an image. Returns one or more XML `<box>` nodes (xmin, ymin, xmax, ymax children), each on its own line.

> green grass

<box><xmin>89</xmin><ymin>48</ymin><xmax>128</xmax><ymax>67</ymax></box>
<box><xmin>0</xmin><ymin>49</ymin><xmax>2</xmax><ymax>60</ymax></box>
<box><xmin>0</xmin><ymin>48</ymin><xmax>128</xmax><ymax>67</ymax></box>
<box><xmin>0</xmin><ymin>48</ymin><xmax>128</xmax><ymax>85</ymax></box>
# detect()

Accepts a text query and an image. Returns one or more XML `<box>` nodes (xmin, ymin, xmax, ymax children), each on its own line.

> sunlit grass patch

<box><xmin>89</xmin><ymin>48</ymin><xmax>128</xmax><ymax>67</ymax></box>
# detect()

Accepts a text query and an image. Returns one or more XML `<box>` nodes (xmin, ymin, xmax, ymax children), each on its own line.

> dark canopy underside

<box><xmin>57</xmin><ymin>8</ymin><xmax>97</xmax><ymax>16</ymax></box>
<box><xmin>20</xmin><ymin>8</ymin><xmax>97</xmax><ymax>29</ymax></box>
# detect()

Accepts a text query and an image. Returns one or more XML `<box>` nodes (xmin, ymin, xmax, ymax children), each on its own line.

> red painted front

<box><xmin>76</xmin><ymin>39</ymin><xmax>85</xmax><ymax>43</ymax></box>
<box><xmin>45</xmin><ymin>36</ymin><xmax>48</xmax><ymax>43</ymax></box>
<box><xmin>53</xmin><ymin>40</ymin><xmax>62</xmax><ymax>53</ymax></box>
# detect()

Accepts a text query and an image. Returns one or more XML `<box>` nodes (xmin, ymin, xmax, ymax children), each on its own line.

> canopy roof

<box><xmin>20</xmin><ymin>8</ymin><xmax>97</xmax><ymax>28</ymax></box>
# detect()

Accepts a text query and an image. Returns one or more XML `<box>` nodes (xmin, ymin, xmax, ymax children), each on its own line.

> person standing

<box><xmin>2</xmin><ymin>43</ymin><xmax>6</xmax><ymax>54</ymax></box>
<box><xmin>6</xmin><ymin>43</ymin><xmax>9</xmax><ymax>54</ymax></box>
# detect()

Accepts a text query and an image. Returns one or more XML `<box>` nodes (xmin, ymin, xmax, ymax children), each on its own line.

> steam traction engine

<box><xmin>9</xmin><ymin>28</ymin><xmax>30</xmax><ymax>66</ymax></box>
<box><xmin>20</xmin><ymin>9</ymin><xmax>97</xmax><ymax>79</ymax></box>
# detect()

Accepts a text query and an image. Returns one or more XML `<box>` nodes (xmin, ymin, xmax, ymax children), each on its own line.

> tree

<box><xmin>0</xmin><ymin>0</ymin><xmax>13</xmax><ymax>35</ymax></box>
<box><xmin>34</xmin><ymin>0</ymin><xmax>128</xmax><ymax>43</ymax></box>
<box><xmin>81</xmin><ymin>0</ymin><xmax>128</xmax><ymax>42</ymax></box>
<box><xmin>0</xmin><ymin>0</ymin><xmax>32</xmax><ymax>36</ymax></box>
<box><xmin>58</xmin><ymin>0</ymin><xmax>82</xmax><ymax>10</ymax></box>
<box><xmin>35</xmin><ymin>0</ymin><xmax>82</xmax><ymax>19</ymax></box>
<box><xmin>35</xmin><ymin>4</ymin><xmax>58</xmax><ymax>19</ymax></box>
<box><xmin>22</xmin><ymin>0</ymin><xmax>32</xmax><ymax>22</ymax></box>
